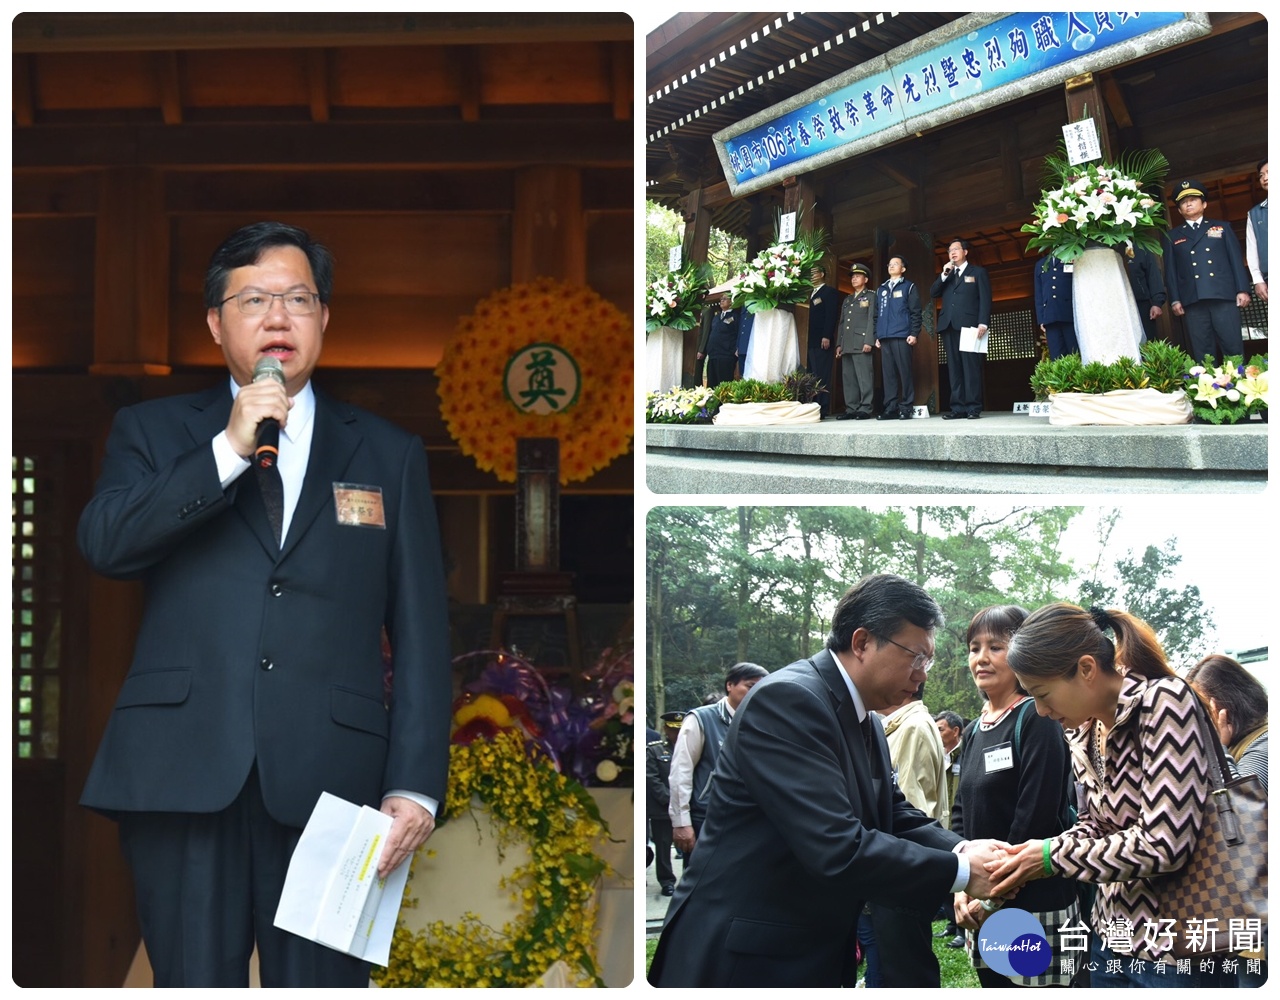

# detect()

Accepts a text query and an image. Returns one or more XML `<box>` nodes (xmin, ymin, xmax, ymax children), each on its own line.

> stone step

<box><xmin>645</xmin><ymin>412</ymin><xmax>1267</xmax><ymax>494</ymax></box>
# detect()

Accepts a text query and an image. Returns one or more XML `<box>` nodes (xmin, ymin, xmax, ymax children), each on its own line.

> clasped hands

<box><xmin>955</xmin><ymin>838</ymin><xmax>1050</xmax><ymax>930</ymax></box>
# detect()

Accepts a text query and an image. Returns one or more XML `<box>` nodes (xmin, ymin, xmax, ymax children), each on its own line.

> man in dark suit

<box><xmin>77</xmin><ymin>222</ymin><xmax>451</xmax><ymax>987</ymax></box>
<box><xmin>931</xmin><ymin>240</ymin><xmax>991</xmax><ymax>419</ymax></box>
<box><xmin>647</xmin><ymin>712</ymin><xmax>684</xmax><ymax>895</ymax></box>
<box><xmin>648</xmin><ymin>574</ymin><xmax>1006</xmax><ymax>987</ymax></box>
<box><xmin>806</xmin><ymin>266</ymin><xmax>840</xmax><ymax>416</ymax></box>
<box><xmin>700</xmin><ymin>293</ymin><xmax>739</xmax><ymax>388</ymax></box>
<box><xmin>1124</xmin><ymin>243</ymin><xmax>1166</xmax><ymax>344</ymax></box>
<box><xmin>1164</xmin><ymin>178</ymin><xmax>1252</xmax><ymax>364</ymax></box>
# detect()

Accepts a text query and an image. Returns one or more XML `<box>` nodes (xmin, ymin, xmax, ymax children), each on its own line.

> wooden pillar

<box><xmin>90</xmin><ymin>167</ymin><xmax>171</xmax><ymax>376</ymax></box>
<box><xmin>512</xmin><ymin>166</ymin><xmax>585</xmax><ymax>284</ymax></box>
<box><xmin>680</xmin><ymin>186</ymin><xmax>711</xmax><ymax>267</ymax></box>
<box><xmin>1064</xmin><ymin>73</ymin><xmax>1114</xmax><ymax>161</ymax></box>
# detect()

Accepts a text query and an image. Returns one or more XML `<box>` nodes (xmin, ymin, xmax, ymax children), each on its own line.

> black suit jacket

<box><xmin>78</xmin><ymin>383</ymin><xmax>451</xmax><ymax>829</ymax></box>
<box><xmin>930</xmin><ymin>263</ymin><xmax>991</xmax><ymax>331</ymax></box>
<box><xmin>1163</xmin><ymin>218</ymin><xmax>1250</xmax><ymax>306</ymax></box>
<box><xmin>807</xmin><ymin>284</ymin><xmax>840</xmax><ymax>348</ymax></box>
<box><xmin>649</xmin><ymin>649</ymin><xmax>962</xmax><ymax>987</ymax></box>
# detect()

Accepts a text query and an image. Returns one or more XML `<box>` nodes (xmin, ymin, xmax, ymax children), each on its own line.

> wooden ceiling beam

<box><xmin>306</xmin><ymin>49</ymin><xmax>331</xmax><ymax>123</ymax></box>
<box><xmin>14</xmin><ymin>120</ymin><xmax>633</xmax><ymax>170</ymax></box>
<box><xmin>156</xmin><ymin>51</ymin><xmax>182</xmax><ymax>125</ymax></box>
<box><xmin>12</xmin><ymin>13</ymin><xmax>632</xmax><ymax>53</ymax></box>
<box><xmin>13</xmin><ymin>54</ymin><xmax>36</xmax><ymax>127</ymax></box>
<box><xmin>609</xmin><ymin>41</ymin><xmax>630</xmax><ymax>122</ymax></box>
<box><xmin>457</xmin><ymin>48</ymin><xmax>481</xmax><ymax>122</ymax></box>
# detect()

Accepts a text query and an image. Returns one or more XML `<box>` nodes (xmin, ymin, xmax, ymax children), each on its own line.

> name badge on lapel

<box><xmin>893</xmin><ymin>289</ymin><xmax>903</xmax><ymax>298</ymax></box>
<box><xmin>984</xmin><ymin>743</ymin><xmax>1013</xmax><ymax>773</ymax></box>
<box><xmin>965</xmin><ymin>275</ymin><xmax>976</xmax><ymax>283</ymax></box>
<box><xmin>333</xmin><ymin>482</ymin><xmax>386</xmax><ymax>529</ymax></box>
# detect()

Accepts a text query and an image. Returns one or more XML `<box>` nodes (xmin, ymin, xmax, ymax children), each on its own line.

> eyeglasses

<box><xmin>219</xmin><ymin>289</ymin><xmax>321</xmax><ymax>316</ymax></box>
<box><xmin>881</xmin><ymin>636</ymin><xmax>934</xmax><ymax>674</ymax></box>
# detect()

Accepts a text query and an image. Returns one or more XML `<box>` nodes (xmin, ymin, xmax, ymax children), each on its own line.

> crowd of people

<box><xmin>646</xmin><ymin>574</ymin><xmax>1267</xmax><ymax>988</ymax></box>
<box><xmin>690</xmin><ymin>163</ymin><xmax>1266</xmax><ymax>416</ymax></box>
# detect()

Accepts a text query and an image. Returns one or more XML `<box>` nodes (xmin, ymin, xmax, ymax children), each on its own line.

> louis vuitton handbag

<box><xmin>1154</xmin><ymin>684</ymin><xmax>1267</xmax><ymax>959</ymax></box>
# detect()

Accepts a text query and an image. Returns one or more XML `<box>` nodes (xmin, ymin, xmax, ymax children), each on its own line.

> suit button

<box><xmin>270</xmin><ymin>584</ymin><xmax>283</xmax><ymax>597</ymax></box>
<box><xmin>260</xmin><ymin>658</ymin><xmax>274</xmax><ymax>671</ymax></box>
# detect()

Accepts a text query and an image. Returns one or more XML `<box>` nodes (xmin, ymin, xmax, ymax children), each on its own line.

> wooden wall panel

<box><xmin>179</xmin><ymin>49</ymin><xmax>310</xmax><ymax>108</ymax></box>
<box><xmin>329</xmin><ymin>46</ymin><xmax>459</xmax><ymax>107</ymax></box>
<box><xmin>11</xmin><ymin>217</ymin><xmax>96</xmax><ymax>368</ymax></box>
<box><xmin>34</xmin><ymin>52</ymin><xmax>157</xmax><ymax>109</ymax></box>
<box><xmin>483</xmin><ymin>42</ymin><xmax>612</xmax><ymax>104</ymax></box>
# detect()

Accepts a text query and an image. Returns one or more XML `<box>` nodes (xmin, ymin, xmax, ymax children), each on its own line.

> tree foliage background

<box><xmin>646</xmin><ymin>506</ymin><xmax>1213</xmax><ymax>726</ymax></box>
<box><xmin>646</xmin><ymin>200</ymin><xmax>747</xmax><ymax>286</ymax></box>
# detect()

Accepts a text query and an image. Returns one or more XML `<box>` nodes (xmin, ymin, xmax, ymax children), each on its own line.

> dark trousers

<box><xmin>868</xmin><ymin>902</ymin><xmax>941</xmax><ymax>988</ymax></box>
<box><xmin>118</xmin><ymin>767</ymin><xmax>371</xmax><ymax>988</ymax></box>
<box><xmin>879</xmin><ymin>338</ymin><xmax>914</xmax><ymax>415</ymax></box>
<box><xmin>1134</xmin><ymin>299</ymin><xmax>1159</xmax><ymax>344</ymax></box>
<box><xmin>650</xmin><ymin>816</ymin><xmax>675</xmax><ymax>886</ymax></box>
<box><xmin>807</xmin><ymin>344</ymin><xmax>833</xmax><ymax>415</ymax></box>
<box><xmin>706</xmin><ymin>355</ymin><xmax>736</xmax><ymax>388</ymax></box>
<box><xmin>1044</xmin><ymin>321</ymin><xmax>1079</xmax><ymax>360</ymax></box>
<box><xmin>941</xmin><ymin>326</ymin><xmax>984</xmax><ymax>415</ymax></box>
<box><xmin>1183</xmin><ymin>299</ymin><xmax>1244</xmax><ymax>364</ymax></box>
<box><xmin>840</xmin><ymin>350</ymin><xmax>874</xmax><ymax>415</ymax></box>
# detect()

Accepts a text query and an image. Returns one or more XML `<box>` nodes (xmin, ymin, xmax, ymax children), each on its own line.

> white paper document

<box><xmin>274</xmin><ymin>792</ymin><xmax>411</xmax><ymax>966</ymax></box>
<box><xmin>959</xmin><ymin>325</ymin><xmax>988</xmax><ymax>354</ymax></box>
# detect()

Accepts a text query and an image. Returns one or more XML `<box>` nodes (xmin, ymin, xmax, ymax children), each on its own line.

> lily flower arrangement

<box><xmin>1184</xmin><ymin>355</ymin><xmax>1269</xmax><ymax>424</ymax></box>
<box><xmin>1022</xmin><ymin>147</ymin><xmax>1170</xmax><ymax>262</ymax></box>
<box><xmin>732</xmin><ymin>227</ymin><xmax>829</xmax><ymax>313</ymax></box>
<box><xmin>646</xmin><ymin>260</ymin><xmax>713</xmax><ymax>333</ymax></box>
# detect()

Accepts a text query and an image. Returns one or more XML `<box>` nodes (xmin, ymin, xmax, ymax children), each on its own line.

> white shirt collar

<box><xmin>830</xmin><ymin>648</ymin><xmax>871</xmax><ymax>723</ymax></box>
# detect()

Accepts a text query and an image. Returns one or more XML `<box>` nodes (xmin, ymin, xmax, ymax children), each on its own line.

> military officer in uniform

<box><xmin>1163</xmin><ymin>178</ymin><xmax>1251</xmax><ymax>364</ymax></box>
<box><xmin>647</xmin><ymin>712</ymin><xmax>684</xmax><ymax>895</ymax></box>
<box><xmin>1124</xmin><ymin>243</ymin><xmax>1166</xmax><ymax>343</ymax></box>
<box><xmin>1033</xmin><ymin>255</ymin><xmax>1078</xmax><ymax>359</ymax></box>
<box><xmin>835</xmin><ymin>262</ymin><xmax>877</xmax><ymax>419</ymax></box>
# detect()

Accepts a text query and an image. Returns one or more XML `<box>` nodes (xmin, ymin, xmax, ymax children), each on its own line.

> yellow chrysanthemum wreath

<box><xmin>372</xmin><ymin>730</ymin><xmax>610</xmax><ymax>988</ymax></box>
<box><xmin>436</xmin><ymin>277</ymin><xmax>633</xmax><ymax>484</ymax></box>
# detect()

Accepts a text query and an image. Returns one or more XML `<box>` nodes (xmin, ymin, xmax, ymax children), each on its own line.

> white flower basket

<box><xmin>1048</xmin><ymin>388</ymin><xmax>1192</xmax><ymax>426</ymax></box>
<box><xmin>713</xmin><ymin>401</ymin><xmax>821</xmax><ymax>426</ymax></box>
<box><xmin>742</xmin><ymin>308</ymin><xmax>800</xmax><ymax>382</ymax></box>
<box><xmin>645</xmin><ymin>325</ymin><xmax>684</xmax><ymax>392</ymax></box>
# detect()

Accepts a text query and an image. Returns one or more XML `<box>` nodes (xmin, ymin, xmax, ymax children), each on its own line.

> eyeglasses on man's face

<box><xmin>881</xmin><ymin>635</ymin><xmax>934</xmax><ymax>674</ymax></box>
<box><xmin>219</xmin><ymin>288</ymin><xmax>321</xmax><ymax>316</ymax></box>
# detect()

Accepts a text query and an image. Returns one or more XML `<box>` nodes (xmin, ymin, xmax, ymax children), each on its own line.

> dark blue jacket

<box><xmin>875</xmin><ymin>278</ymin><xmax>922</xmax><ymax>340</ymax></box>
<box><xmin>1033</xmin><ymin>256</ymin><xmax>1074</xmax><ymax>327</ymax></box>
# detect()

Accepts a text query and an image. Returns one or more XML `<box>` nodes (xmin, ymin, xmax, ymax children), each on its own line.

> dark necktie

<box><xmin>861</xmin><ymin>714</ymin><xmax>874</xmax><ymax>752</ymax></box>
<box><xmin>255</xmin><ymin>461</ymin><xmax>285</xmax><ymax>547</ymax></box>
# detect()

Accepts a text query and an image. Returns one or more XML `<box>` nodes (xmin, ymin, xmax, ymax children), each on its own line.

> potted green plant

<box><xmin>709</xmin><ymin>371</ymin><xmax>825</xmax><ymax>426</ymax></box>
<box><xmin>1029</xmin><ymin>341</ymin><xmax>1195</xmax><ymax>425</ymax></box>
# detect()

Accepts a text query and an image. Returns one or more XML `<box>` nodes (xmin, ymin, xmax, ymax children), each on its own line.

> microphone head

<box><xmin>252</xmin><ymin>356</ymin><xmax>285</xmax><ymax>386</ymax></box>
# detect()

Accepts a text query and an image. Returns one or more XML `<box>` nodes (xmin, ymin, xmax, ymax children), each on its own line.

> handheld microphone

<box><xmin>251</xmin><ymin>356</ymin><xmax>285</xmax><ymax>469</ymax></box>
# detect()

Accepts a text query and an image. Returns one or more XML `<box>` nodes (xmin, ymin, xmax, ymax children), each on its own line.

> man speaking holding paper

<box><xmin>932</xmin><ymin>239</ymin><xmax>991</xmax><ymax>420</ymax></box>
<box><xmin>77</xmin><ymin>221</ymin><xmax>451</xmax><ymax>987</ymax></box>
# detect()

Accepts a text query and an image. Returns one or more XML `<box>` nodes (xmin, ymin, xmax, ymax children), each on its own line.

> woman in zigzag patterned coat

<box><xmin>991</xmin><ymin>603</ymin><xmax>1216</xmax><ymax>988</ymax></box>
